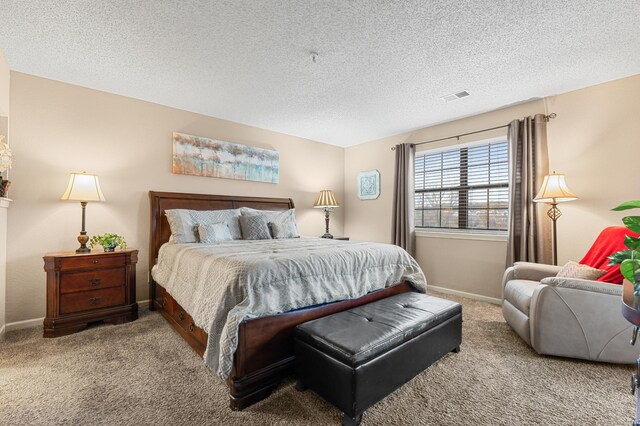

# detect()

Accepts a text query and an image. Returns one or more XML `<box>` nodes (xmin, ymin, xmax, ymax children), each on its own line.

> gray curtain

<box><xmin>506</xmin><ymin>114</ymin><xmax>551</xmax><ymax>266</ymax></box>
<box><xmin>392</xmin><ymin>143</ymin><xmax>416</xmax><ymax>256</ymax></box>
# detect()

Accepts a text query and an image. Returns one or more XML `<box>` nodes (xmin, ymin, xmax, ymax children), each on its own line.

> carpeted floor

<box><xmin>0</xmin><ymin>292</ymin><xmax>635</xmax><ymax>425</ymax></box>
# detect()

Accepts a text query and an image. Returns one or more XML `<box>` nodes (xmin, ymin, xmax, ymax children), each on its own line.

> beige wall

<box><xmin>0</xmin><ymin>50</ymin><xmax>8</xmax><ymax>118</ymax></box>
<box><xmin>345</xmin><ymin>74</ymin><xmax>640</xmax><ymax>300</ymax></box>
<box><xmin>6</xmin><ymin>72</ymin><xmax>344</xmax><ymax>323</ymax></box>
<box><xmin>0</xmin><ymin>49</ymin><xmax>9</xmax><ymax>336</ymax></box>
<box><xmin>546</xmin><ymin>75</ymin><xmax>640</xmax><ymax>264</ymax></box>
<box><xmin>5</xmin><ymin>69</ymin><xmax>640</xmax><ymax>322</ymax></box>
<box><xmin>0</xmin><ymin>199</ymin><xmax>7</xmax><ymax>336</ymax></box>
<box><xmin>344</xmin><ymin>100</ymin><xmax>544</xmax><ymax>300</ymax></box>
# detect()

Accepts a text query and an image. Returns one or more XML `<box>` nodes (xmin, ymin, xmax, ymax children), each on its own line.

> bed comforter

<box><xmin>151</xmin><ymin>237</ymin><xmax>427</xmax><ymax>379</ymax></box>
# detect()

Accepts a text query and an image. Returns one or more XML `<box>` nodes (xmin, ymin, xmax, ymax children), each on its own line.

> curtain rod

<box><xmin>390</xmin><ymin>113</ymin><xmax>557</xmax><ymax>150</ymax></box>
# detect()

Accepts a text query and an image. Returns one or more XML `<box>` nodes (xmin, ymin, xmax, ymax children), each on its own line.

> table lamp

<box><xmin>313</xmin><ymin>189</ymin><xmax>340</xmax><ymax>239</ymax></box>
<box><xmin>60</xmin><ymin>172</ymin><xmax>106</xmax><ymax>253</ymax></box>
<box><xmin>533</xmin><ymin>172</ymin><xmax>578</xmax><ymax>265</ymax></box>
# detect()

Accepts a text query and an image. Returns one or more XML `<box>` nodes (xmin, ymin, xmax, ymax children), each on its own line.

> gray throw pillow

<box><xmin>198</xmin><ymin>222</ymin><xmax>233</xmax><ymax>244</ymax></box>
<box><xmin>242</xmin><ymin>208</ymin><xmax>298</xmax><ymax>238</ymax></box>
<box><xmin>239</xmin><ymin>215</ymin><xmax>272</xmax><ymax>240</ymax></box>
<box><xmin>269</xmin><ymin>219</ymin><xmax>299</xmax><ymax>239</ymax></box>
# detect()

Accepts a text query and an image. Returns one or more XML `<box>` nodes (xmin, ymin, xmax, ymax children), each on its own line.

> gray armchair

<box><xmin>502</xmin><ymin>261</ymin><xmax>636</xmax><ymax>363</ymax></box>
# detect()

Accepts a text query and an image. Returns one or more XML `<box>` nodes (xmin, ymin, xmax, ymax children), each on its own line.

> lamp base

<box><xmin>76</xmin><ymin>231</ymin><xmax>91</xmax><ymax>254</ymax></box>
<box><xmin>547</xmin><ymin>203</ymin><xmax>561</xmax><ymax>266</ymax></box>
<box><xmin>321</xmin><ymin>208</ymin><xmax>334</xmax><ymax>239</ymax></box>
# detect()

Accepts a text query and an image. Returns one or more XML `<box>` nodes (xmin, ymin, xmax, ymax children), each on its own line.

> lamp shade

<box><xmin>313</xmin><ymin>189</ymin><xmax>339</xmax><ymax>208</ymax></box>
<box><xmin>533</xmin><ymin>173</ymin><xmax>577</xmax><ymax>203</ymax></box>
<box><xmin>60</xmin><ymin>172</ymin><xmax>106</xmax><ymax>202</ymax></box>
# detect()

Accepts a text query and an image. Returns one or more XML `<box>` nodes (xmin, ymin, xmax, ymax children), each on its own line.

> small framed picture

<box><xmin>357</xmin><ymin>170</ymin><xmax>380</xmax><ymax>200</ymax></box>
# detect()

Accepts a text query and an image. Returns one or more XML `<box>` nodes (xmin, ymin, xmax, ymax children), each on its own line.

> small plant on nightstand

<box><xmin>89</xmin><ymin>233</ymin><xmax>127</xmax><ymax>252</ymax></box>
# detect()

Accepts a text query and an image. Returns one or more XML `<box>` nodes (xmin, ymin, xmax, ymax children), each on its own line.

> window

<box><xmin>414</xmin><ymin>140</ymin><xmax>509</xmax><ymax>232</ymax></box>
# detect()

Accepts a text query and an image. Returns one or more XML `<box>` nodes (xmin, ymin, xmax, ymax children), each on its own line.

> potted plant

<box><xmin>609</xmin><ymin>201</ymin><xmax>640</xmax><ymax>295</ymax></box>
<box><xmin>89</xmin><ymin>233</ymin><xmax>127</xmax><ymax>252</ymax></box>
<box><xmin>0</xmin><ymin>134</ymin><xmax>13</xmax><ymax>198</ymax></box>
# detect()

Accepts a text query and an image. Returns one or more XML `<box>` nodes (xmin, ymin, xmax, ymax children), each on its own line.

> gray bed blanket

<box><xmin>151</xmin><ymin>237</ymin><xmax>427</xmax><ymax>379</ymax></box>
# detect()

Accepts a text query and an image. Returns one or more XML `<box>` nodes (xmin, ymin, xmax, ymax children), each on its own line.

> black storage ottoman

<box><xmin>294</xmin><ymin>292</ymin><xmax>462</xmax><ymax>426</ymax></box>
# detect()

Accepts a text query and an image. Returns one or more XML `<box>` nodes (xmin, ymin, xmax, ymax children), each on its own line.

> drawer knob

<box><xmin>88</xmin><ymin>297</ymin><xmax>101</xmax><ymax>305</ymax></box>
<box><xmin>178</xmin><ymin>311</ymin><xmax>185</xmax><ymax>321</ymax></box>
<box><xmin>189</xmin><ymin>322</ymin><xmax>195</xmax><ymax>332</ymax></box>
<box><xmin>89</xmin><ymin>278</ymin><xmax>101</xmax><ymax>286</ymax></box>
<box><xmin>92</xmin><ymin>260</ymin><xmax>99</xmax><ymax>264</ymax></box>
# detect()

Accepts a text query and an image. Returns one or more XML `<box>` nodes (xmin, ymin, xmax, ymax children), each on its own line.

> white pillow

<box><xmin>198</xmin><ymin>222</ymin><xmax>233</xmax><ymax>244</ymax></box>
<box><xmin>165</xmin><ymin>209</ymin><xmax>242</xmax><ymax>243</ymax></box>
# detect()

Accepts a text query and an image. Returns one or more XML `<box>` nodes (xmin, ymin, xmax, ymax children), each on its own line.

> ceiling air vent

<box><xmin>441</xmin><ymin>90</ymin><xmax>470</xmax><ymax>102</ymax></box>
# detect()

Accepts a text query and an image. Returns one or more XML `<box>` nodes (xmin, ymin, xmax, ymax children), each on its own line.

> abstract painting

<box><xmin>172</xmin><ymin>132</ymin><xmax>279</xmax><ymax>184</ymax></box>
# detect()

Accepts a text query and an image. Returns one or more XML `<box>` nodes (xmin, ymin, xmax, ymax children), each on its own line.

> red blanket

<box><xmin>579</xmin><ymin>226</ymin><xmax>640</xmax><ymax>284</ymax></box>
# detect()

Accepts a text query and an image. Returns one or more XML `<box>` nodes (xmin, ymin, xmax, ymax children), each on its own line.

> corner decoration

<box><xmin>357</xmin><ymin>170</ymin><xmax>380</xmax><ymax>200</ymax></box>
<box><xmin>172</xmin><ymin>132</ymin><xmax>279</xmax><ymax>184</ymax></box>
<box><xmin>0</xmin><ymin>132</ymin><xmax>13</xmax><ymax>198</ymax></box>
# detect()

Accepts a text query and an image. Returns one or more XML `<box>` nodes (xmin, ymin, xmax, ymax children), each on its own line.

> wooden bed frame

<box><xmin>148</xmin><ymin>191</ymin><xmax>414</xmax><ymax>410</ymax></box>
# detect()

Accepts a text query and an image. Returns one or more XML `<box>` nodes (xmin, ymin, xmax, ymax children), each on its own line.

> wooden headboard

<box><xmin>148</xmin><ymin>191</ymin><xmax>295</xmax><ymax>306</ymax></box>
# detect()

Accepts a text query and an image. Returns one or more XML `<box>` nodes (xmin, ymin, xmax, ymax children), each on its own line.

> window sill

<box><xmin>415</xmin><ymin>230</ymin><xmax>508</xmax><ymax>242</ymax></box>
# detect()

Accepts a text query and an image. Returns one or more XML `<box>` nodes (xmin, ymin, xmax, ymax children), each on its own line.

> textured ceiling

<box><xmin>1</xmin><ymin>1</ymin><xmax>639</xmax><ymax>147</ymax></box>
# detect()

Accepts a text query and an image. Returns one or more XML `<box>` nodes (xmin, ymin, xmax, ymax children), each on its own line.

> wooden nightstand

<box><xmin>43</xmin><ymin>249</ymin><xmax>138</xmax><ymax>337</ymax></box>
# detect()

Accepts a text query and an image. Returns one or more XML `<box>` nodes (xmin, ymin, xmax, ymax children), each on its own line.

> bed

<box><xmin>148</xmin><ymin>191</ymin><xmax>424</xmax><ymax>410</ymax></box>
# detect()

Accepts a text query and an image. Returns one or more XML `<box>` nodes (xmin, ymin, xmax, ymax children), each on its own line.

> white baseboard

<box><xmin>4</xmin><ymin>299</ymin><xmax>152</xmax><ymax>333</ymax></box>
<box><xmin>0</xmin><ymin>293</ymin><xmax>498</xmax><ymax>335</ymax></box>
<box><xmin>6</xmin><ymin>317</ymin><xmax>44</xmax><ymax>332</ymax></box>
<box><xmin>428</xmin><ymin>285</ymin><xmax>502</xmax><ymax>305</ymax></box>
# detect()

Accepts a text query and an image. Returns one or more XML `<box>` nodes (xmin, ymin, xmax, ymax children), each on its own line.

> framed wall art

<box><xmin>172</xmin><ymin>132</ymin><xmax>279</xmax><ymax>184</ymax></box>
<box><xmin>357</xmin><ymin>170</ymin><xmax>380</xmax><ymax>200</ymax></box>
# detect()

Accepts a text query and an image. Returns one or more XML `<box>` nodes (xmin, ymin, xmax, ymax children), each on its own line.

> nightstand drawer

<box><xmin>59</xmin><ymin>254</ymin><xmax>126</xmax><ymax>271</ymax></box>
<box><xmin>60</xmin><ymin>268</ymin><xmax>125</xmax><ymax>293</ymax></box>
<box><xmin>60</xmin><ymin>287</ymin><xmax>125</xmax><ymax>315</ymax></box>
<box><xmin>44</xmin><ymin>249</ymin><xmax>138</xmax><ymax>337</ymax></box>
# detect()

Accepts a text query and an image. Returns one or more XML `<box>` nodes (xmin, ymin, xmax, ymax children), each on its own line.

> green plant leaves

<box><xmin>611</xmin><ymin>202</ymin><xmax>640</xmax><ymax>284</ymax></box>
<box><xmin>623</xmin><ymin>216</ymin><xmax>640</xmax><ymax>234</ymax></box>
<box><xmin>613</xmin><ymin>239</ymin><xmax>640</xmax><ymax>285</ymax></box>
<box><xmin>612</xmin><ymin>200</ymin><xmax>640</xmax><ymax>211</ymax></box>
<box><xmin>621</xmin><ymin>258</ymin><xmax>640</xmax><ymax>283</ymax></box>
<box><xmin>609</xmin><ymin>249</ymin><xmax>633</xmax><ymax>265</ymax></box>
<box><xmin>625</xmin><ymin>235</ymin><xmax>640</xmax><ymax>251</ymax></box>
<box><xmin>88</xmin><ymin>233</ymin><xmax>127</xmax><ymax>249</ymax></box>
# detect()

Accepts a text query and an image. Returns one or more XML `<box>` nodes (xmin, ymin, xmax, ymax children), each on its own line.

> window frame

<box><xmin>414</xmin><ymin>137</ymin><xmax>509</xmax><ymax>234</ymax></box>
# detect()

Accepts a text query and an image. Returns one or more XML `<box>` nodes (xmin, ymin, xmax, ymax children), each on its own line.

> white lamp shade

<box><xmin>533</xmin><ymin>173</ymin><xmax>577</xmax><ymax>203</ymax></box>
<box><xmin>313</xmin><ymin>189</ymin><xmax>339</xmax><ymax>208</ymax></box>
<box><xmin>60</xmin><ymin>172</ymin><xmax>106</xmax><ymax>202</ymax></box>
